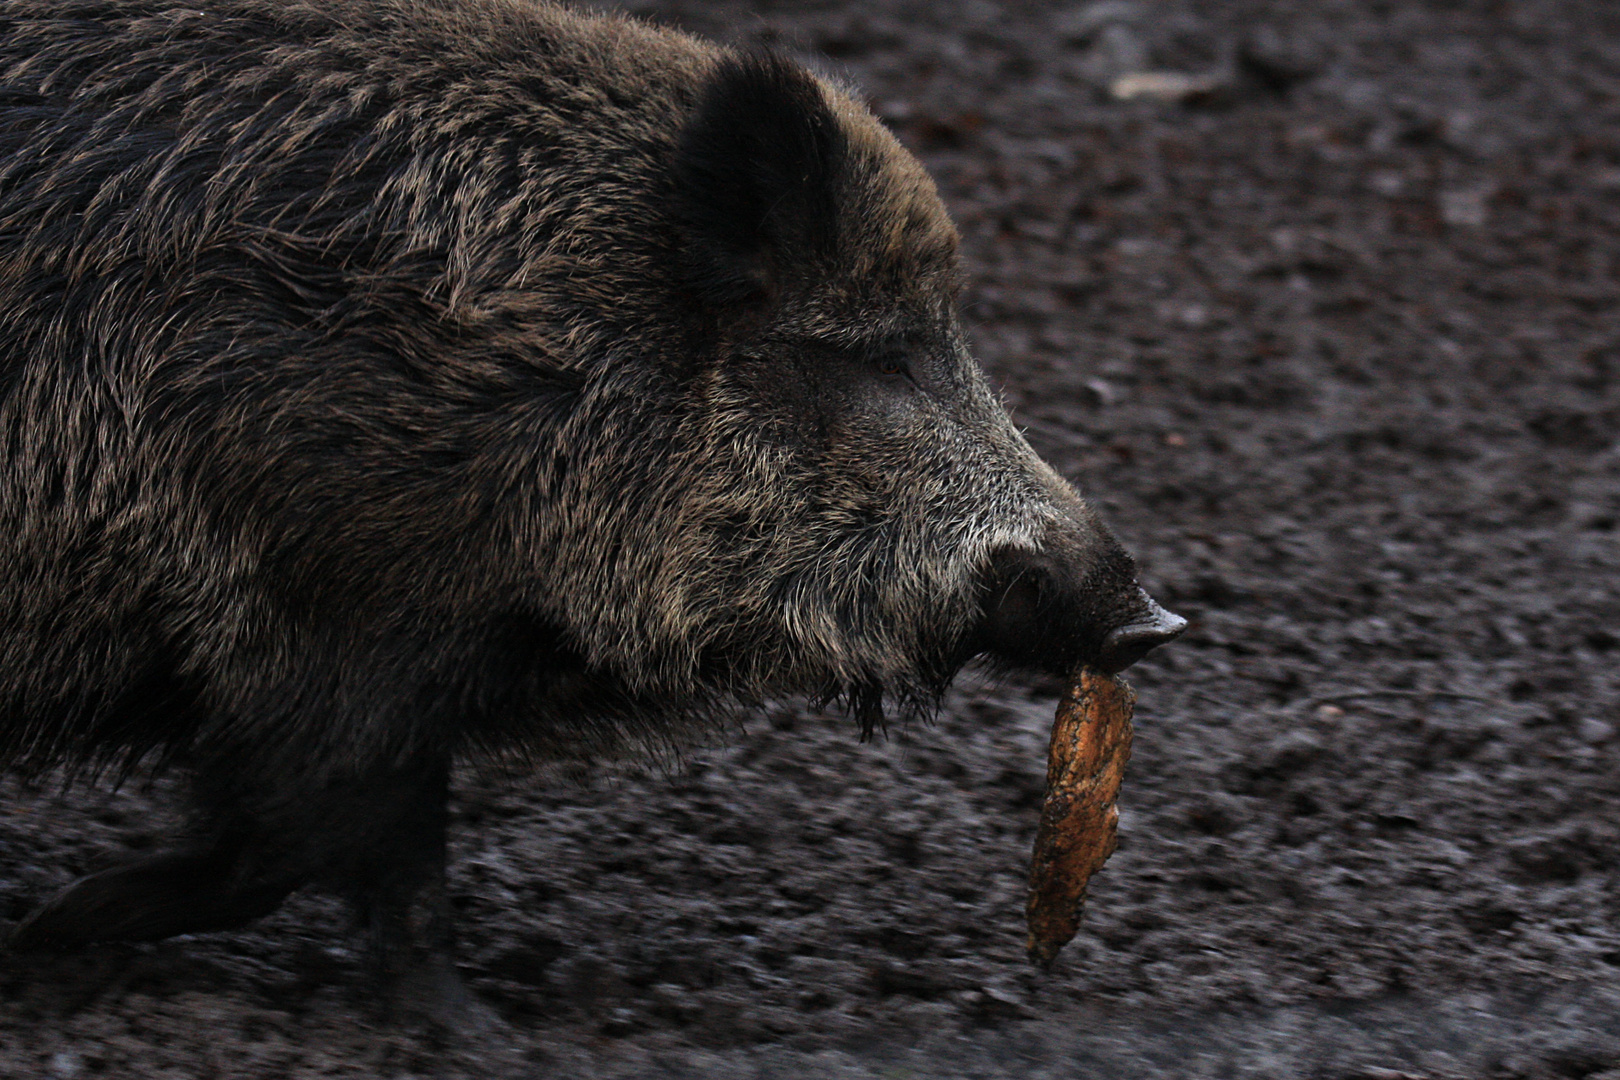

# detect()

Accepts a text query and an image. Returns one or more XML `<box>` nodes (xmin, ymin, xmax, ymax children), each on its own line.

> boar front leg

<box><xmin>202</xmin><ymin>750</ymin><xmax>472</xmax><ymax>1024</ymax></box>
<box><xmin>337</xmin><ymin>756</ymin><xmax>474</xmax><ymax>1024</ymax></box>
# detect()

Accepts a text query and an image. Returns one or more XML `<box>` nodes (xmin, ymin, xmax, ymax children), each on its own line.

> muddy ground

<box><xmin>3</xmin><ymin>0</ymin><xmax>1619</xmax><ymax>1076</ymax></box>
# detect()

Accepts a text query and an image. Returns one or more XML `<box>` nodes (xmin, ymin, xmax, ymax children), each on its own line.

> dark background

<box><xmin>4</xmin><ymin>1</ymin><xmax>1619</xmax><ymax>1076</ymax></box>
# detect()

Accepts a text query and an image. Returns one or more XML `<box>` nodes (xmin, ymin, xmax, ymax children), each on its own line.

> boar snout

<box><xmin>975</xmin><ymin>545</ymin><xmax>1185</xmax><ymax>676</ymax></box>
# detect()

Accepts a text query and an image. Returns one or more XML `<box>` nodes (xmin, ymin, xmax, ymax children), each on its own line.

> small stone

<box><xmin>1578</xmin><ymin>717</ymin><xmax>1615</xmax><ymax>744</ymax></box>
<box><xmin>599</xmin><ymin>1006</ymin><xmax>640</xmax><ymax>1035</ymax></box>
<box><xmin>1110</xmin><ymin>71</ymin><xmax>1228</xmax><ymax>104</ymax></box>
<box><xmin>1438</xmin><ymin>187</ymin><xmax>1491</xmax><ymax>227</ymax></box>
<box><xmin>1370</xmin><ymin>171</ymin><xmax>1406</xmax><ymax>197</ymax></box>
<box><xmin>1081</xmin><ymin>378</ymin><xmax>1116</xmax><ymax>407</ymax></box>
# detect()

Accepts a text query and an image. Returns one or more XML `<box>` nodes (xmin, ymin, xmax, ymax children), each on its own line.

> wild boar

<box><xmin>0</xmin><ymin>0</ymin><xmax>1182</xmax><ymax>1011</ymax></box>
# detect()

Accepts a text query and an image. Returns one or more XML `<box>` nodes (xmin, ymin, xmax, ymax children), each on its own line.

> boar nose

<box><xmin>1097</xmin><ymin>592</ymin><xmax>1187</xmax><ymax>673</ymax></box>
<box><xmin>976</xmin><ymin>543</ymin><xmax>1186</xmax><ymax>675</ymax></box>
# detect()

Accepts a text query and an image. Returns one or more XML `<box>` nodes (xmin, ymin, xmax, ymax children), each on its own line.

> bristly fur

<box><xmin>0</xmin><ymin>0</ymin><xmax>1154</xmax><ymax>970</ymax></box>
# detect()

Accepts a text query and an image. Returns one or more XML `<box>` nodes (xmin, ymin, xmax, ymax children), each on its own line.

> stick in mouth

<box><xmin>1025</xmin><ymin>669</ymin><xmax>1136</xmax><ymax>970</ymax></box>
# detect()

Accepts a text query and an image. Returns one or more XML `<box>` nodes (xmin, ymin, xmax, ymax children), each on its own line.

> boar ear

<box><xmin>672</xmin><ymin>51</ymin><xmax>845</xmax><ymax>313</ymax></box>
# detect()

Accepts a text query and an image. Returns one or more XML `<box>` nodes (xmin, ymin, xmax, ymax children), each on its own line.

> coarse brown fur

<box><xmin>0</xmin><ymin>0</ymin><xmax>1176</xmax><ymax>1010</ymax></box>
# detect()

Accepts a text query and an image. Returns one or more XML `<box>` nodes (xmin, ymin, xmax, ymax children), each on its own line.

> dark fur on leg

<box><xmin>8</xmin><ymin>835</ymin><xmax>304</xmax><ymax>951</ymax></box>
<box><xmin>345</xmin><ymin>758</ymin><xmax>478</xmax><ymax>1025</ymax></box>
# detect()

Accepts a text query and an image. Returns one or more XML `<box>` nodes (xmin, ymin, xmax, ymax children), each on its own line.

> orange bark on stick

<box><xmin>1025</xmin><ymin>669</ymin><xmax>1135</xmax><ymax>969</ymax></box>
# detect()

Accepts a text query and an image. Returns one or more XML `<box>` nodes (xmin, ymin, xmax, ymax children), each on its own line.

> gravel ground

<box><xmin>3</xmin><ymin>0</ymin><xmax>1619</xmax><ymax>1076</ymax></box>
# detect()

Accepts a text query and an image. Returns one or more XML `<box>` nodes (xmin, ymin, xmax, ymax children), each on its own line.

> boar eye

<box><xmin>873</xmin><ymin>352</ymin><xmax>911</xmax><ymax>380</ymax></box>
